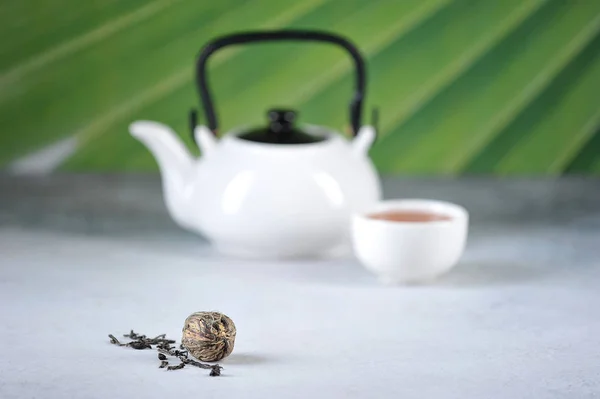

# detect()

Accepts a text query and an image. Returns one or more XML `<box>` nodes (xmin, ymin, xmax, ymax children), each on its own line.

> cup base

<box><xmin>377</xmin><ymin>274</ymin><xmax>439</xmax><ymax>286</ymax></box>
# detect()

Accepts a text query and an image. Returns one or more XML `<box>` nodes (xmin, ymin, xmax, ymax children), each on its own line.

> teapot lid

<box><xmin>237</xmin><ymin>109</ymin><xmax>325</xmax><ymax>144</ymax></box>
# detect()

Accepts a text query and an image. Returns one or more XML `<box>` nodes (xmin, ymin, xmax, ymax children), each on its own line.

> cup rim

<box><xmin>353</xmin><ymin>198</ymin><xmax>469</xmax><ymax>226</ymax></box>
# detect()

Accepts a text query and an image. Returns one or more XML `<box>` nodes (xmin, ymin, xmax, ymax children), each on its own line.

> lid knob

<box><xmin>235</xmin><ymin>108</ymin><xmax>323</xmax><ymax>144</ymax></box>
<box><xmin>267</xmin><ymin>109</ymin><xmax>296</xmax><ymax>134</ymax></box>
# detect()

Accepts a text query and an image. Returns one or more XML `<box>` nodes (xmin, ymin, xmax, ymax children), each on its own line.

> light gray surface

<box><xmin>1</xmin><ymin>175</ymin><xmax>600</xmax><ymax>398</ymax></box>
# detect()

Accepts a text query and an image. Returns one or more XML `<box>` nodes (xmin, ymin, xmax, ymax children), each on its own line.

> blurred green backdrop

<box><xmin>1</xmin><ymin>0</ymin><xmax>599</xmax><ymax>175</ymax></box>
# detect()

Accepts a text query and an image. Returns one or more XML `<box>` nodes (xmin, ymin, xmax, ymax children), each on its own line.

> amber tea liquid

<box><xmin>367</xmin><ymin>209</ymin><xmax>452</xmax><ymax>223</ymax></box>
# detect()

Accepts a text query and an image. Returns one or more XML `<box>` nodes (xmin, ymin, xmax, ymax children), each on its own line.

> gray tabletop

<box><xmin>1</xmin><ymin>175</ymin><xmax>599</xmax><ymax>398</ymax></box>
<box><xmin>1</xmin><ymin>174</ymin><xmax>599</xmax><ymax>236</ymax></box>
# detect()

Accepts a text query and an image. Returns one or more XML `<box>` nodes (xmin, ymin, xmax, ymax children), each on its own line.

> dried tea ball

<box><xmin>181</xmin><ymin>311</ymin><xmax>236</xmax><ymax>362</ymax></box>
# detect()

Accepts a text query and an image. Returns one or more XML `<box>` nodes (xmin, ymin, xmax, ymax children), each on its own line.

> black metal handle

<box><xmin>191</xmin><ymin>29</ymin><xmax>367</xmax><ymax>138</ymax></box>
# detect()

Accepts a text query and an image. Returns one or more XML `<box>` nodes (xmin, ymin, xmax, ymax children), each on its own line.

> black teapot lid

<box><xmin>237</xmin><ymin>109</ymin><xmax>324</xmax><ymax>144</ymax></box>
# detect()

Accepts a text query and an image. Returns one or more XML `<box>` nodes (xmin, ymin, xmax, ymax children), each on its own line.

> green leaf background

<box><xmin>1</xmin><ymin>0</ymin><xmax>599</xmax><ymax>175</ymax></box>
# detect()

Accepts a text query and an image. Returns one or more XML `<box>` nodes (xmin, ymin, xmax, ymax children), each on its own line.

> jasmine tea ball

<box><xmin>181</xmin><ymin>311</ymin><xmax>236</xmax><ymax>362</ymax></box>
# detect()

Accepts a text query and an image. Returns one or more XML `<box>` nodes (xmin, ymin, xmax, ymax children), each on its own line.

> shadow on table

<box><xmin>265</xmin><ymin>257</ymin><xmax>554</xmax><ymax>289</ymax></box>
<box><xmin>222</xmin><ymin>353</ymin><xmax>274</xmax><ymax>365</ymax></box>
<box><xmin>430</xmin><ymin>260</ymin><xmax>552</xmax><ymax>288</ymax></box>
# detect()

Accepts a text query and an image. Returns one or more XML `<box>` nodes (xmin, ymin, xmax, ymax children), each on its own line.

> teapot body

<box><xmin>180</xmin><ymin>127</ymin><xmax>382</xmax><ymax>259</ymax></box>
<box><xmin>145</xmin><ymin>28</ymin><xmax>385</xmax><ymax>258</ymax></box>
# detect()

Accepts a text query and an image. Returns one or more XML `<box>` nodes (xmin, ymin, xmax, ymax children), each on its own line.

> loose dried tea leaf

<box><xmin>183</xmin><ymin>358</ymin><xmax>212</xmax><ymax>369</ymax></box>
<box><xmin>108</xmin><ymin>334</ymin><xmax>123</xmax><ymax>346</ymax></box>
<box><xmin>129</xmin><ymin>341</ymin><xmax>152</xmax><ymax>350</ymax></box>
<box><xmin>167</xmin><ymin>363</ymin><xmax>185</xmax><ymax>371</ymax></box>
<box><xmin>108</xmin><ymin>330</ymin><xmax>224</xmax><ymax>376</ymax></box>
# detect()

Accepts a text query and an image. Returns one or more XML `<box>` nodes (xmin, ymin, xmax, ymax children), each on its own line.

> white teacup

<box><xmin>351</xmin><ymin>199</ymin><xmax>469</xmax><ymax>284</ymax></box>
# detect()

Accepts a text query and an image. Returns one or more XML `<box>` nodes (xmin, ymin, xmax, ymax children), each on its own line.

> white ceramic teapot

<box><xmin>130</xmin><ymin>30</ymin><xmax>382</xmax><ymax>259</ymax></box>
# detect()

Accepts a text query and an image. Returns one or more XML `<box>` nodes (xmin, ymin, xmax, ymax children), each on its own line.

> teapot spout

<box><xmin>129</xmin><ymin>120</ymin><xmax>196</xmax><ymax>229</ymax></box>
